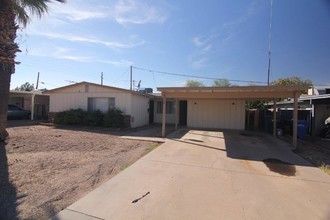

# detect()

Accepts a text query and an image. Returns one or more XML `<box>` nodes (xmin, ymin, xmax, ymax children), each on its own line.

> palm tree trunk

<box><xmin>0</xmin><ymin>3</ymin><xmax>19</xmax><ymax>141</ymax></box>
<box><xmin>0</xmin><ymin>69</ymin><xmax>11</xmax><ymax>141</ymax></box>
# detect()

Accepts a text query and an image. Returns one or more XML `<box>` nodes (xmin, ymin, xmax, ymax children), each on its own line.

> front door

<box><xmin>179</xmin><ymin>100</ymin><xmax>187</xmax><ymax>126</ymax></box>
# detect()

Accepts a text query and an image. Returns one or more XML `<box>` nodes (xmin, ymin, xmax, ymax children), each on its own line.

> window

<box><xmin>156</xmin><ymin>101</ymin><xmax>174</xmax><ymax>114</ymax></box>
<box><xmin>156</xmin><ymin>101</ymin><xmax>162</xmax><ymax>114</ymax></box>
<box><xmin>166</xmin><ymin>101</ymin><xmax>174</xmax><ymax>114</ymax></box>
<box><xmin>88</xmin><ymin>97</ymin><xmax>115</xmax><ymax>112</ymax></box>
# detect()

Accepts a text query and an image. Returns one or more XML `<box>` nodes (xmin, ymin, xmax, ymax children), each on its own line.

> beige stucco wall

<box><xmin>187</xmin><ymin>99</ymin><xmax>245</xmax><ymax>130</ymax></box>
<box><xmin>154</xmin><ymin>112</ymin><xmax>176</xmax><ymax>124</ymax></box>
<box><xmin>130</xmin><ymin>93</ymin><xmax>150</xmax><ymax>128</ymax></box>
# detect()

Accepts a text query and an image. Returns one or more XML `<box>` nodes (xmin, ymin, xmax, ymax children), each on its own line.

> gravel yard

<box><xmin>0</xmin><ymin>125</ymin><xmax>157</xmax><ymax>220</ymax></box>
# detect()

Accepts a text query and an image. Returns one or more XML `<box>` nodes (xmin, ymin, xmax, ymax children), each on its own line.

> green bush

<box><xmin>53</xmin><ymin>108</ymin><xmax>126</xmax><ymax>128</ymax></box>
<box><xmin>53</xmin><ymin>111</ymin><xmax>66</xmax><ymax>124</ymax></box>
<box><xmin>103</xmin><ymin>108</ymin><xmax>125</xmax><ymax>128</ymax></box>
<box><xmin>62</xmin><ymin>109</ymin><xmax>86</xmax><ymax>125</ymax></box>
<box><xmin>84</xmin><ymin>110</ymin><xmax>104</xmax><ymax>126</ymax></box>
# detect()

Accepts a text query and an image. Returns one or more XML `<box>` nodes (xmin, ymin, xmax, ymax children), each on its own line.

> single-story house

<box><xmin>46</xmin><ymin>82</ymin><xmax>308</xmax><ymax>147</ymax></box>
<box><xmin>9</xmin><ymin>90</ymin><xmax>49</xmax><ymax>120</ymax></box>
<box><xmin>157</xmin><ymin>85</ymin><xmax>309</xmax><ymax>147</ymax></box>
<box><xmin>46</xmin><ymin>82</ymin><xmax>152</xmax><ymax>128</ymax></box>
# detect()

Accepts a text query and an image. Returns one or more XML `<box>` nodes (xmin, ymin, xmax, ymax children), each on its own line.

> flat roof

<box><xmin>299</xmin><ymin>94</ymin><xmax>330</xmax><ymax>101</ymax></box>
<box><xmin>157</xmin><ymin>85</ymin><xmax>309</xmax><ymax>100</ymax></box>
<box><xmin>10</xmin><ymin>90</ymin><xmax>48</xmax><ymax>96</ymax></box>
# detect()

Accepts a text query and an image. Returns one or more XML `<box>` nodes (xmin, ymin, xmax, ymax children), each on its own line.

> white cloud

<box><xmin>222</xmin><ymin>32</ymin><xmax>237</xmax><ymax>43</ymax></box>
<box><xmin>202</xmin><ymin>45</ymin><xmax>212</xmax><ymax>52</ymax></box>
<box><xmin>28</xmin><ymin>46</ymin><xmax>92</xmax><ymax>62</ymax></box>
<box><xmin>189</xmin><ymin>35</ymin><xmax>215</xmax><ymax>69</ymax></box>
<box><xmin>191</xmin><ymin>36</ymin><xmax>213</xmax><ymax>52</ymax></box>
<box><xmin>31</xmin><ymin>31</ymin><xmax>145</xmax><ymax>50</ymax></box>
<box><xmin>113</xmin><ymin>0</ymin><xmax>167</xmax><ymax>25</ymax></box>
<box><xmin>104</xmin><ymin>40</ymin><xmax>145</xmax><ymax>49</ymax></box>
<box><xmin>222</xmin><ymin>0</ymin><xmax>262</xmax><ymax>28</ymax></box>
<box><xmin>100</xmin><ymin>59</ymin><xmax>133</xmax><ymax>67</ymax></box>
<box><xmin>29</xmin><ymin>45</ymin><xmax>135</xmax><ymax>66</ymax></box>
<box><xmin>192</xmin><ymin>37</ymin><xmax>204</xmax><ymax>47</ymax></box>
<box><xmin>192</xmin><ymin>58</ymin><xmax>208</xmax><ymax>69</ymax></box>
<box><xmin>32</xmin><ymin>0</ymin><xmax>168</xmax><ymax>26</ymax></box>
<box><xmin>48</xmin><ymin>3</ymin><xmax>108</xmax><ymax>21</ymax></box>
<box><xmin>58</xmin><ymin>55</ymin><xmax>91</xmax><ymax>62</ymax></box>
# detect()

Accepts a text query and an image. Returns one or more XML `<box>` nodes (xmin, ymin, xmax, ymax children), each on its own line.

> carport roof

<box><xmin>157</xmin><ymin>85</ymin><xmax>309</xmax><ymax>100</ymax></box>
<box><xmin>10</xmin><ymin>90</ymin><xmax>48</xmax><ymax>97</ymax></box>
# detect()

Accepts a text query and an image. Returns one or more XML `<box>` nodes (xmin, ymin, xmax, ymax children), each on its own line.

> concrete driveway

<box><xmin>52</xmin><ymin>130</ymin><xmax>330</xmax><ymax>220</ymax></box>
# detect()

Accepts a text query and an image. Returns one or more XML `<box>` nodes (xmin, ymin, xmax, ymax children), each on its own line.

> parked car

<box><xmin>7</xmin><ymin>105</ymin><xmax>31</xmax><ymax>119</ymax></box>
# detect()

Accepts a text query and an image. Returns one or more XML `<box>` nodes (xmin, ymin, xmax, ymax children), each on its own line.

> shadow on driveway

<box><xmin>168</xmin><ymin>129</ymin><xmax>316</xmax><ymax>177</ymax></box>
<box><xmin>0</xmin><ymin>141</ymin><xmax>18</xmax><ymax>219</ymax></box>
<box><xmin>223</xmin><ymin>130</ymin><xmax>312</xmax><ymax>167</ymax></box>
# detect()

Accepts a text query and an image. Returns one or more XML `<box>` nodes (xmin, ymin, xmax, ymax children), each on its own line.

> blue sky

<box><xmin>12</xmin><ymin>0</ymin><xmax>330</xmax><ymax>91</ymax></box>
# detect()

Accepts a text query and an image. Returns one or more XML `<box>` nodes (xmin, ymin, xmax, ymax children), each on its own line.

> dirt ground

<box><xmin>293</xmin><ymin>139</ymin><xmax>330</xmax><ymax>175</ymax></box>
<box><xmin>0</xmin><ymin>125</ymin><xmax>158</xmax><ymax>220</ymax></box>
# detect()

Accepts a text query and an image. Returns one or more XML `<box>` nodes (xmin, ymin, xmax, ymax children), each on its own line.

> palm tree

<box><xmin>0</xmin><ymin>0</ymin><xmax>65</xmax><ymax>140</ymax></box>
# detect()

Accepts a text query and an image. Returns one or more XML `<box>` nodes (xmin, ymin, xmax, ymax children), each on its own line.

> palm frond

<box><xmin>12</xmin><ymin>0</ymin><xmax>65</xmax><ymax>27</ymax></box>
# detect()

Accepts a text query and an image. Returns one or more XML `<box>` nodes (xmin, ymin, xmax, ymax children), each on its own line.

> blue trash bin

<box><xmin>297</xmin><ymin>124</ymin><xmax>307</xmax><ymax>139</ymax></box>
<box><xmin>298</xmin><ymin>120</ymin><xmax>309</xmax><ymax>130</ymax></box>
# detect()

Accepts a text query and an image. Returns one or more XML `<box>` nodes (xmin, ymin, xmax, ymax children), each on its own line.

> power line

<box><xmin>132</xmin><ymin>66</ymin><xmax>267</xmax><ymax>85</ymax></box>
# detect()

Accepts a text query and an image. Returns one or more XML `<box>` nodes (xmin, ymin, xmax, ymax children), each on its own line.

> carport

<box><xmin>9</xmin><ymin>91</ymin><xmax>49</xmax><ymax>120</ymax></box>
<box><xmin>157</xmin><ymin>85</ymin><xmax>309</xmax><ymax>147</ymax></box>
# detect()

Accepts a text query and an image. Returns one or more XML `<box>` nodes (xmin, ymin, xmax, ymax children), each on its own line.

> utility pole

<box><xmin>267</xmin><ymin>0</ymin><xmax>273</xmax><ymax>86</ymax></box>
<box><xmin>36</xmin><ymin>72</ymin><xmax>40</xmax><ymax>89</ymax></box>
<box><xmin>130</xmin><ymin>65</ymin><xmax>133</xmax><ymax>91</ymax></box>
<box><xmin>101</xmin><ymin>72</ymin><xmax>103</xmax><ymax>85</ymax></box>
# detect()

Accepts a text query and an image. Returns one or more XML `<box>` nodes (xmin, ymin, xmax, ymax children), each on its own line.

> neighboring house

<box><xmin>46</xmin><ymin>82</ymin><xmax>152</xmax><ymax>128</ymax></box>
<box><xmin>9</xmin><ymin>90</ymin><xmax>49</xmax><ymax>119</ymax></box>
<box><xmin>271</xmin><ymin>93</ymin><xmax>330</xmax><ymax>138</ymax></box>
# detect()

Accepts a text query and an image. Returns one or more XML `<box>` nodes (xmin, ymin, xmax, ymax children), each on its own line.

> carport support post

<box><xmin>31</xmin><ymin>93</ymin><xmax>35</xmax><ymax>120</ymax></box>
<box><xmin>293</xmin><ymin>92</ymin><xmax>298</xmax><ymax>148</ymax></box>
<box><xmin>175</xmin><ymin>99</ymin><xmax>178</xmax><ymax>130</ymax></box>
<box><xmin>162</xmin><ymin>97</ymin><xmax>166</xmax><ymax>137</ymax></box>
<box><xmin>273</xmin><ymin>99</ymin><xmax>277</xmax><ymax>136</ymax></box>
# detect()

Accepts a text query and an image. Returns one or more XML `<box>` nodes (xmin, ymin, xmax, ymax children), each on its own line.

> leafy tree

<box><xmin>213</xmin><ymin>79</ymin><xmax>231</xmax><ymax>87</ymax></box>
<box><xmin>14</xmin><ymin>82</ymin><xmax>34</xmax><ymax>91</ymax></box>
<box><xmin>185</xmin><ymin>80</ymin><xmax>204</xmax><ymax>87</ymax></box>
<box><xmin>0</xmin><ymin>0</ymin><xmax>65</xmax><ymax>141</ymax></box>
<box><xmin>246</xmin><ymin>100</ymin><xmax>266</xmax><ymax>109</ymax></box>
<box><xmin>271</xmin><ymin>76</ymin><xmax>312</xmax><ymax>87</ymax></box>
<box><xmin>271</xmin><ymin>76</ymin><xmax>312</xmax><ymax>94</ymax></box>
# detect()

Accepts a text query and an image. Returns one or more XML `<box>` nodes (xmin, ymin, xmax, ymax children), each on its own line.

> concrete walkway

<box><xmin>51</xmin><ymin>130</ymin><xmax>330</xmax><ymax>220</ymax></box>
<box><xmin>119</xmin><ymin>124</ymin><xmax>174</xmax><ymax>143</ymax></box>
